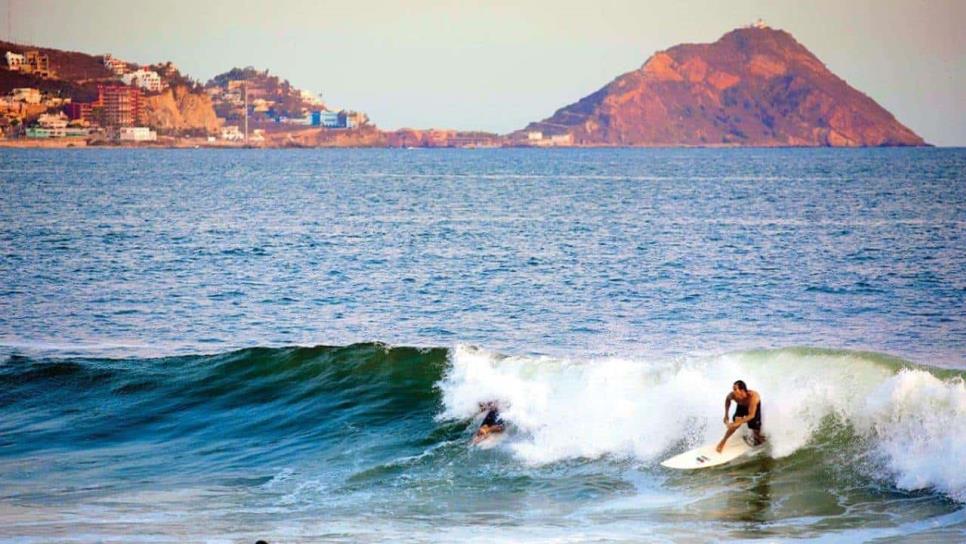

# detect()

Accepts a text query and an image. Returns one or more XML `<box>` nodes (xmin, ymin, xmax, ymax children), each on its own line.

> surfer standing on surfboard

<box><xmin>716</xmin><ymin>380</ymin><xmax>764</xmax><ymax>453</ymax></box>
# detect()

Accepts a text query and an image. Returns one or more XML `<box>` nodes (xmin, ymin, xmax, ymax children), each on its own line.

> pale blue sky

<box><xmin>2</xmin><ymin>0</ymin><xmax>963</xmax><ymax>144</ymax></box>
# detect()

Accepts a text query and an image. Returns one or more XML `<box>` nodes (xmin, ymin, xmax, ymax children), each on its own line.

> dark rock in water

<box><xmin>519</xmin><ymin>24</ymin><xmax>926</xmax><ymax>147</ymax></box>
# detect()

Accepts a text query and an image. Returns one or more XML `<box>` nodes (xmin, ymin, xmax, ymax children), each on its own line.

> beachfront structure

<box><xmin>26</xmin><ymin>113</ymin><xmax>91</xmax><ymax>138</ymax></box>
<box><xmin>121</xmin><ymin>68</ymin><xmax>163</xmax><ymax>93</ymax></box>
<box><xmin>312</xmin><ymin>110</ymin><xmax>340</xmax><ymax>128</ymax></box>
<box><xmin>309</xmin><ymin>110</ymin><xmax>365</xmax><ymax>129</ymax></box>
<box><xmin>37</xmin><ymin>112</ymin><xmax>68</xmax><ymax>128</ymax></box>
<box><xmin>220</xmin><ymin>125</ymin><xmax>244</xmax><ymax>141</ymax></box>
<box><xmin>26</xmin><ymin>126</ymin><xmax>62</xmax><ymax>138</ymax></box>
<box><xmin>103</xmin><ymin>54</ymin><xmax>128</xmax><ymax>75</ymax></box>
<box><xmin>10</xmin><ymin>88</ymin><xmax>42</xmax><ymax>104</ymax></box>
<box><xmin>283</xmin><ymin>113</ymin><xmax>313</xmax><ymax>126</ymax></box>
<box><xmin>119</xmin><ymin>127</ymin><xmax>157</xmax><ymax>142</ymax></box>
<box><xmin>340</xmin><ymin>111</ymin><xmax>366</xmax><ymax>129</ymax></box>
<box><xmin>26</xmin><ymin>126</ymin><xmax>91</xmax><ymax>138</ymax></box>
<box><xmin>97</xmin><ymin>85</ymin><xmax>141</xmax><ymax>127</ymax></box>
<box><xmin>4</xmin><ymin>52</ymin><xmax>25</xmax><ymax>71</ymax></box>
<box><xmin>549</xmin><ymin>134</ymin><xmax>574</xmax><ymax>145</ymax></box>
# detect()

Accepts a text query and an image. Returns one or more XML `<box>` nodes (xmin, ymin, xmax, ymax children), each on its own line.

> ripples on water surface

<box><xmin>0</xmin><ymin>148</ymin><xmax>964</xmax><ymax>542</ymax></box>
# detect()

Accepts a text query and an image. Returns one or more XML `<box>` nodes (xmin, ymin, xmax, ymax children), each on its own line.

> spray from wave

<box><xmin>438</xmin><ymin>345</ymin><xmax>966</xmax><ymax>502</ymax></box>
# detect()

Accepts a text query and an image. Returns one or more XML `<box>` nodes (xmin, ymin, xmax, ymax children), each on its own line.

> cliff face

<box><xmin>523</xmin><ymin>27</ymin><xmax>925</xmax><ymax>146</ymax></box>
<box><xmin>141</xmin><ymin>86</ymin><xmax>220</xmax><ymax>134</ymax></box>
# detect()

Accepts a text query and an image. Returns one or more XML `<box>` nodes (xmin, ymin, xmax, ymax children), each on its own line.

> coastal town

<box><xmin>0</xmin><ymin>20</ymin><xmax>927</xmax><ymax>149</ymax></box>
<box><xmin>0</xmin><ymin>42</ymin><xmax>555</xmax><ymax>148</ymax></box>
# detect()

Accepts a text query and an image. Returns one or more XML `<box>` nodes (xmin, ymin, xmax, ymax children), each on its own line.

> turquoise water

<box><xmin>1</xmin><ymin>148</ymin><xmax>964</xmax><ymax>542</ymax></box>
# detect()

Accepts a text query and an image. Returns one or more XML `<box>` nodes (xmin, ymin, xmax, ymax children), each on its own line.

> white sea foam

<box><xmin>438</xmin><ymin>345</ymin><xmax>966</xmax><ymax>502</ymax></box>
<box><xmin>858</xmin><ymin>369</ymin><xmax>966</xmax><ymax>502</ymax></box>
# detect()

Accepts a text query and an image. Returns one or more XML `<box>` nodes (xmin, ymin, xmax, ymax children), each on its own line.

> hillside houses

<box><xmin>2</xmin><ymin>44</ymin><xmax>375</xmax><ymax>145</ymax></box>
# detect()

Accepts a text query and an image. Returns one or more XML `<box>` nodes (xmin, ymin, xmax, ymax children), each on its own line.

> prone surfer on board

<box><xmin>472</xmin><ymin>401</ymin><xmax>505</xmax><ymax>444</ymax></box>
<box><xmin>716</xmin><ymin>380</ymin><xmax>764</xmax><ymax>453</ymax></box>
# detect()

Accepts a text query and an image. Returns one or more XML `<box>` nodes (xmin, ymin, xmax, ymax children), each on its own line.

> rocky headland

<box><xmin>519</xmin><ymin>25</ymin><xmax>925</xmax><ymax>147</ymax></box>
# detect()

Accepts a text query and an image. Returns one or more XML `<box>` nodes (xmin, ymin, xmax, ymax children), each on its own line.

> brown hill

<box><xmin>0</xmin><ymin>40</ymin><xmax>110</xmax><ymax>101</ymax></box>
<box><xmin>0</xmin><ymin>39</ymin><xmax>114</xmax><ymax>81</ymax></box>
<box><xmin>521</xmin><ymin>26</ymin><xmax>925</xmax><ymax>147</ymax></box>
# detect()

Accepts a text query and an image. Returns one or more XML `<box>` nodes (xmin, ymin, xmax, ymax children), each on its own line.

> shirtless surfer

<box><xmin>716</xmin><ymin>380</ymin><xmax>764</xmax><ymax>453</ymax></box>
<box><xmin>472</xmin><ymin>402</ymin><xmax>505</xmax><ymax>444</ymax></box>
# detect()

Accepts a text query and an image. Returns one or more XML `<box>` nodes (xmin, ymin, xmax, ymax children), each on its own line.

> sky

<box><xmin>2</xmin><ymin>0</ymin><xmax>963</xmax><ymax>145</ymax></box>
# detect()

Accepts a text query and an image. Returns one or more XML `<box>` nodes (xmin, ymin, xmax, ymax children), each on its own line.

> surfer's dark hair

<box><xmin>733</xmin><ymin>380</ymin><xmax>747</xmax><ymax>391</ymax></box>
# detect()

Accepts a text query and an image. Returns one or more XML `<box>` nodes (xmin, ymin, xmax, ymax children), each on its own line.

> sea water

<box><xmin>0</xmin><ymin>148</ymin><xmax>964</xmax><ymax>542</ymax></box>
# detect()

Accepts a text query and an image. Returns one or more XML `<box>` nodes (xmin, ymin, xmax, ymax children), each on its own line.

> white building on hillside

<box><xmin>103</xmin><ymin>54</ymin><xmax>128</xmax><ymax>75</ymax></box>
<box><xmin>121</xmin><ymin>68</ymin><xmax>163</xmax><ymax>92</ymax></box>
<box><xmin>5</xmin><ymin>52</ymin><xmax>25</xmax><ymax>71</ymax></box>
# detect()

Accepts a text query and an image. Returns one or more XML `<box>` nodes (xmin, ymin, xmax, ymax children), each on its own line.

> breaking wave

<box><xmin>438</xmin><ymin>345</ymin><xmax>966</xmax><ymax>502</ymax></box>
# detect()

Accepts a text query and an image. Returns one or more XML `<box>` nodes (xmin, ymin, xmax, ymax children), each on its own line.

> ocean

<box><xmin>1</xmin><ymin>147</ymin><xmax>964</xmax><ymax>542</ymax></box>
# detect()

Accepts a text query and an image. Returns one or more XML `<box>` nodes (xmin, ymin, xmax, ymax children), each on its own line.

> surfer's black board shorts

<box><xmin>482</xmin><ymin>410</ymin><xmax>503</xmax><ymax>427</ymax></box>
<box><xmin>734</xmin><ymin>403</ymin><xmax>762</xmax><ymax>430</ymax></box>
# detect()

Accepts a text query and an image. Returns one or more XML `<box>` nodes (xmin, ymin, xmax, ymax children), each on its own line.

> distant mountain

<box><xmin>520</xmin><ymin>25</ymin><xmax>925</xmax><ymax>146</ymax></box>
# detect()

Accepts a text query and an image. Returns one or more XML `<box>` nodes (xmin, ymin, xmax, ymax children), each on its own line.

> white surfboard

<box><xmin>660</xmin><ymin>433</ymin><xmax>762</xmax><ymax>469</ymax></box>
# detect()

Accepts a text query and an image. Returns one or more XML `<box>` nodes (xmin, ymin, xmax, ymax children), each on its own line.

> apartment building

<box><xmin>24</xmin><ymin>51</ymin><xmax>53</xmax><ymax>78</ymax></box>
<box><xmin>97</xmin><ymin>85</ymin><xmax>141</xmax><ymax>127</ymax></box>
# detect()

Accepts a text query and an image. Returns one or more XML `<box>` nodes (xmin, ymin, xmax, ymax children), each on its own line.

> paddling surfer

<box><xmin>716</xmin><ymin>380</ymin><xmax>764</xmax><ymax>453</ymax></box>
<box><xmin>472</xmin><ymin>401</ymin><xmax>505</xmax><ymax>444</ymax></box>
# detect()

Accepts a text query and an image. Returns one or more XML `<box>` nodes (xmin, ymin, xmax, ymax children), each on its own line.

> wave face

<box><xmin>2</xmin><ymin>343</ymin><xmax>965</xmax><ymax>542</ymax></box>
<box><xmin>0</xmin><ymin>344</ymin><xmax>450</xmax><ymax>505</ymax></box>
